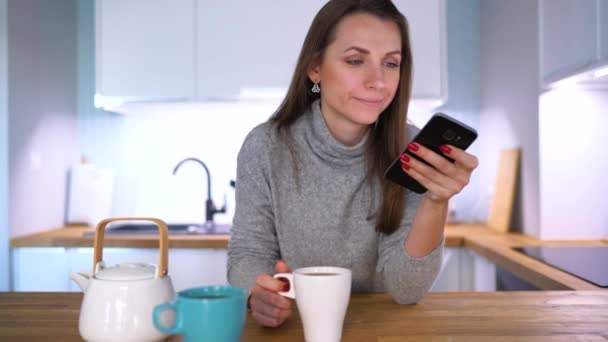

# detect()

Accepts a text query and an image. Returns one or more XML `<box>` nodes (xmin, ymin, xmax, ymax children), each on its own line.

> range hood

<box><xmin>547</xmin><ymin>64</ymin><xmax>608</xmax><ymax>90</ymax></box>
<box><xmin>95</xmin><ymin>88</ymin><xmax>446</xmax><ymax>116</ymax></box>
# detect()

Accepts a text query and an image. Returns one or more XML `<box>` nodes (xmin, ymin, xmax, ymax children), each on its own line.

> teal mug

<box><xmin>153</xmin><ymin>285</ymin><xmax>247</xmax><ymax>341</ymax></box>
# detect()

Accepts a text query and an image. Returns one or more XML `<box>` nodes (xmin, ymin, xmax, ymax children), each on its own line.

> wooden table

<box><xmin>1</xmin><ymin>291</ymin><xmax>607</xmax><ymax>341</ymax></box>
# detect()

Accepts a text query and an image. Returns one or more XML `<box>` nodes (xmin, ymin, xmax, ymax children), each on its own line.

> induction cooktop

<box><xmin>512</xmin><ymin>246</ymin><xmax>608</xmax><ymax>288</ymax></box>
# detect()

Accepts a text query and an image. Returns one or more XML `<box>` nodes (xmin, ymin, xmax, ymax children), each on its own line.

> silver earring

<box><xmin>312</xmin><ymin>82</ymin><xmax>321</xmax><ymax>93</ymax></box>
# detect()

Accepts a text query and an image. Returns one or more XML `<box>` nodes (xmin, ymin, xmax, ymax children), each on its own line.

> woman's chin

<box><xmin>351</xmin><ymin>109</ymin><xmax>383</xmax><ymax>126</ymax></box>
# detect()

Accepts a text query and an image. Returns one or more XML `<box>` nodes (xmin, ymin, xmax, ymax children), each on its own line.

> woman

<box><xmin>227</xmin><ymin>0</ymin><xmax>478</xmax><ymax>328</ymax></box>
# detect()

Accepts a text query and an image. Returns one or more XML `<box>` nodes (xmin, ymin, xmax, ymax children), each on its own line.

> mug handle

<box><xmin>273</xmin><ymin>273</ymin><xmax>295</xmax><ymax>299</ymax></box>
<box><xmin>153</xmin><ymin>303</ymin><xmax>181</xmax><ymax>335</ymax></box>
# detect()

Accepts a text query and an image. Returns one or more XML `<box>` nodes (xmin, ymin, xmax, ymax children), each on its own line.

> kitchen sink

<box><xmin>82</xmin><ymin>223</ymin><xmax>232</xmax><ymax>236</ymax></box>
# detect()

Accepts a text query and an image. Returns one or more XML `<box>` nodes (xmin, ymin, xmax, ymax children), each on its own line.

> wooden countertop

<box><xmin>9</xmin><ymin>224</ymin><xmax>608</xmax><ymax>291</ymax></box>
<box><xmin>1</xmin><ymin>291</ymin><xmax>607</xmax><ymax>341</ymax></box>
<box><xmin>9</xmin><ymin>224</ymin><xmax>468</xmax><ymax>249</ymax></box>
<box><xmin>9</xmin><ymin>225</ymin><xmax>231</xmax><ymax>249</ymax></box>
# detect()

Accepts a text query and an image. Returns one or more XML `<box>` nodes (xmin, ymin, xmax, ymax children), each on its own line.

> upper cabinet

<box><xmin>540</xmin><ymin>0</ymin><xmax>607</xmax><ymax>84</ymax></box>
<box><xmin>196</xmin><ymin>1</ymin><xmax>325</xmax><ymax>100</ymax></box>
<box><xmin>95</xmin><ymin>0</ymin><xmax>196</xmax><ymax>100</ymax></box>
<box><xmin>95</xmin><ymin>0</ymin><xmax>447</xmax><ymax>106</ymax></box>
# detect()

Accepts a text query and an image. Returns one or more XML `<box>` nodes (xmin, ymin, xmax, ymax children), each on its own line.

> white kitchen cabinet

<box><xmin>196</xmin><ymin>0</ymin><xmax>326</xmax><ymax>100</ymax></box>
<box><xmin>12</xmin><ymin>247</ymin><xmax>228</xmax><ymax>292</ymax></box>
<box><xmin>11</xmin><ymin>247</ymin><xmax>142</xmax><ymax>292</ymax></box>
<box><xmin>394</xmin><ymin>0</ymin><xmax>447</xmax><ymax>104</ymax></box>
<box><xmin>95</xmin><ymin>0</ymin><xmax>196</xmax><ymax>100</ymax></box>
<box><xmin>430</xmin><ymin>248</ymin><xmax>496</xmax><ymax>292</ymax></box>
<box><xmin>14</xmin><ymin>246</ymin><xmax>496</xmax><ymax>292</ymax></box>
<box><xmin>540</xmin><ymin>0</ymin><xmax>602</xmax><ymax>83</ymax></box>
<box><xmin>168</xmin><ymin>248</ymin><xmax>228</xmax><ymax>291</ymax></box>
<box><xmin>95</xmin><ymin>1</ymin><xmax>447</xmax><ymax>106</ymax></box>
<box><xmin>11</xmin><ymin>248</ymin><xmax>71</xmax><ymax>291</ymax></box>
<box><xmin>430</xmin><ymin>248</ymin><xmax>462</xmax><ymax>291</ymax></box>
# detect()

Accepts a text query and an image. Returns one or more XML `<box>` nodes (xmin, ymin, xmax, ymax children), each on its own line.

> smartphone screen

<box><xmin>384</xmin><ymin>113</ymin><xmax>478</xmax><ymax>194</ymax></box>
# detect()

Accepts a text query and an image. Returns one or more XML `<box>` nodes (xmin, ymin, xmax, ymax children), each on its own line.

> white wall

<box><xmin>539</xmin><ymin>88</ymin><xmax>608</xmax><ymax>240</ymax></box>
<box><xmin>436</xmin><ymin>0</ymin><xmax>481</xmax><ymax>223</ymax></box>
<box><xmin>0</xmin><ymin>0</ymin><xmax>9</xmax><ymax>291</ymax></box>
<box><xmin>478</xmin><ymin>0</ymin><xmax>541</xmax><ymax>237</ymax></box>
<box><xmin>8</xmin><ymin>0</ymin><xmax>79</xmax><ymax>238</ymax></box>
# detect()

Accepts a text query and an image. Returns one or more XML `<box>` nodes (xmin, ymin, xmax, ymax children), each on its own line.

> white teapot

<box><xmin>70</xmin><ymin>217</ymin><xmax>175</xmax><ymax>342</ymax></box>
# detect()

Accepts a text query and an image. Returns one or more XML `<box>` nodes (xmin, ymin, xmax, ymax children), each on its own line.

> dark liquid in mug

<box><xmin>303</xmin><ymin>273</ymin><xmax>340</xmax><ymax>276</ymax></box>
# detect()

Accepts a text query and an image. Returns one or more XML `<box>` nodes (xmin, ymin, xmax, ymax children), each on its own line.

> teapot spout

<box><xmin>70</xmin><ymin>272</ymin><xmax>92</xmax><ymax>291</ymax></box>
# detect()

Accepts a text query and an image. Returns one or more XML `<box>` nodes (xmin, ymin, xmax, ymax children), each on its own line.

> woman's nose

<box><xmin>364</xmin><ymin>66</ymin><xmax>386</xmax><ymax>90</ymax></box>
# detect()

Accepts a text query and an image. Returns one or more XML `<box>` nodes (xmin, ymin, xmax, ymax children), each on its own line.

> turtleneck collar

<box><xmin>305</xmin><ymin>99</ymin><xmax>370</xmax><ymax>163</ymax></box>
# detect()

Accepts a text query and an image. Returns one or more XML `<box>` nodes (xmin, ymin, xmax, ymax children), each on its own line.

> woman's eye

<box><xmin>347</xmin><ymin>59</ymin><xmax>363</xmax><ymax>65</ymax></box>
<box><xmin>385</xmin><ymin>61</ymin><xmax>400</xmax><ymax>68</ymax></box>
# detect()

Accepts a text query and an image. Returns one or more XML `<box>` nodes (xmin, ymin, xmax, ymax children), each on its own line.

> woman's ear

<box><xmin>307</xmin><ymin>59</ymin><xmax>321</xmax><ymax>83</ymax></box>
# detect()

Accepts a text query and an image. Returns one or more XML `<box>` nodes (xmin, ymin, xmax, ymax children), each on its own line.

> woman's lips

<box><xmin>354</xmin><ymin>97</ymin><xmax>384</xmax><ymax>107</ymax></box>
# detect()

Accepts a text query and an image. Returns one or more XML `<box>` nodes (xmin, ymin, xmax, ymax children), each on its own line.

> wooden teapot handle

<box><xmin>93</xmin><ymin>217</ymin><xmax>169</xmax><ymax>278</ymax></box>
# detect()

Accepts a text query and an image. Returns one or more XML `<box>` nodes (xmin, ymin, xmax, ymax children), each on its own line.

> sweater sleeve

<box><xmin>376</xmin><ymin>190</ymin><xmax>444</xmax><ymax>304</ymax></box>
<box><xmin>375</xmin><ymin>123</ymin><xmax>444</xmax><ymax>304</ymax></box>
<box><xmin>227</xmin><ymin>125</ymin><xmax>279</xmax><ymax>294</ymax></box>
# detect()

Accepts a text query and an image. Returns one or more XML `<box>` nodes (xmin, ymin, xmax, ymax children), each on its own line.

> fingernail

<box><xmin>440</xmin><ymin>145</ymin><xmax>452</xmax><ymax>155</ymax></box>
<box><xmin>400</xmin><ymin>154</ymin><xmax>410</xmax><ymax>162</ymax></box>
<box><xmin>408</xmin><ymin>142</ymin><xmax>419</xmax><ymax>152</ymax></box>
<box><xmin>401</xmin><ymin>162</ymin><xmax>410</xmax><ymax>171</ymax></box>
<box><xmin>282</xmin><ymin>282</ymin><xmax>290</xmax><ymax>292</ymax></box>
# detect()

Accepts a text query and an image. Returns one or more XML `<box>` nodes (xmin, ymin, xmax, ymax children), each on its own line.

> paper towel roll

<box><xmin>66</xmin><ymin>163</ymin><xmax>114</xmax><ymax>226</ymax></box>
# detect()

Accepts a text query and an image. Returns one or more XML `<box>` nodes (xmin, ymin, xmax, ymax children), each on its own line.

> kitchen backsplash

<box><xmin>80</xmin><ymin>101</ymin><xmax>279</xmax><ymax>225</ymax></box>
<box><xmin>539</xmin><ymin>88</ymin><xmax>608</xmax><ymax>240</ymax></box>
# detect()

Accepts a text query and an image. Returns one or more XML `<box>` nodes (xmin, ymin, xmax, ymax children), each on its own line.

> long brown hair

<box><xmin>269</xmin><ymin>0</ymin><xmax>413</xmax><ymax>235</ymax></box>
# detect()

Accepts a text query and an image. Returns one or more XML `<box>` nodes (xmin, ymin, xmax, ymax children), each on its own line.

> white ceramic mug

<box><xmin>274</xmin><ymin>266</ymin><xmax>352</xmax><ymax>342</ymax></box>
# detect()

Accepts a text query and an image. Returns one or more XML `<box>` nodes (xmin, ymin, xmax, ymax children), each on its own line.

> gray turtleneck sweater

<box><xmin>227</xmin><ymin>100</ymin><xmax>443</xmax><ymax>304</ymax></box>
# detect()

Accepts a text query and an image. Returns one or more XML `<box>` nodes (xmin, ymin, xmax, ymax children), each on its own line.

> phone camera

<box><xmin>442</xmin><ymin>129</ymin><xmax>456</xmax><ymax>141</ymax></box>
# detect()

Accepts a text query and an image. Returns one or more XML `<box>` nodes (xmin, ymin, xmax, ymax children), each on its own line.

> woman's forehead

<box><xmin>330</xmin><ymin>13</ymin><xmax>402</xmax><ymax>52</ymax></box>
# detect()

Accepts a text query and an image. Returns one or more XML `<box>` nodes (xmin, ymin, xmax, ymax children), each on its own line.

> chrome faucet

<box><xmin>172</xmin><ymin>158</ymin><xmax>226</xmax><ymax>228</ymax></box>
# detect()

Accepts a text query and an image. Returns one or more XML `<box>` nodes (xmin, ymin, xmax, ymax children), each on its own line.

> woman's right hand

<box><xmin>249</xmin><ymin>259</ymin><xmax>294</xmax><ymax>327</ymax></box>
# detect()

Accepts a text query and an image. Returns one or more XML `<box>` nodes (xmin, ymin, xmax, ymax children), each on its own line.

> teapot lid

<box><xmin>95</xmin><ymin>262</ymin><xmax>157</xmax><ymax>281</ymax></box>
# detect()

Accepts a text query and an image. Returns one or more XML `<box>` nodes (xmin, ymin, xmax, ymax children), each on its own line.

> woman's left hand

<box><xmin>400</xmin><ymin>142</ymin><xmax>479</xmax><ymax>203</ymax></box>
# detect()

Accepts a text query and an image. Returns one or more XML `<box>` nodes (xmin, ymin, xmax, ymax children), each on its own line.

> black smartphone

<box><xmin>384</xmin><ymin>113</ymin><xmax>478</xmax><ymax>194</ymax></box>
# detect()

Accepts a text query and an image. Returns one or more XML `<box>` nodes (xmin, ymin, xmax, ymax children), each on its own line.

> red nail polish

<box><xmin>408</xmin><ymin>142</ymin><xmax>419</xmax><ymax>152</ymax></box>
<box><xmin>402</xmin><ymin>163</ymin><xmax>410</xmax><ymax>171</ymax></box>
<box><xmin>440</xmin><ymin>145</ymin><xmax>452</xmax><ymax>154</ymax></box>
<box><xmin>400</xmin><ymin>154</ymin><xmax>410</xmax><ymax>162</ymax></box>
<box><xmin>282</xmin><ymin>282</ymin><xmax>290</xmax><ymax>292</ymax></box>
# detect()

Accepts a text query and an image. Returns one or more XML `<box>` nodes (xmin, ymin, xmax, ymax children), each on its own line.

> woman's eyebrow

<box><xmin>343</xmin><ymin>46</ymin><xmax>401</xmax><ymax>56</ymax></box>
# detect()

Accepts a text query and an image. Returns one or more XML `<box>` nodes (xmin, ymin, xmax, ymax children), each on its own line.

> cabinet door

<box><xmin>394</xmin><ymin>0</ymin><xmax>447</xmax><ymax>101</ymax></box>
<box><xmin>196</xmin><ymin>0</ymin><xmax>328</xmax><ymax>100</ymax></box>
<box><xmin>170</xmin><ymin>249</ymin><xmax>228</xmax><ymax>291</ymax></box>
<box><xmin>540</xmin><ymin>0</ymin><xmax>598</xmax><ymax>83</ymax></box>
<box><xmin>96</xmin><ymin>0</ymin><xmax>196</xmax><ymax>99</ymax></box>
<box><xmin>430</xmin><ymin>248</ymin><xmax>461</xmax><ymax>292</ymax></box>
<box><xmin>12</xmin><ymin>248</ymin><xmax>70</xmax><ymax>291</ymax></box>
